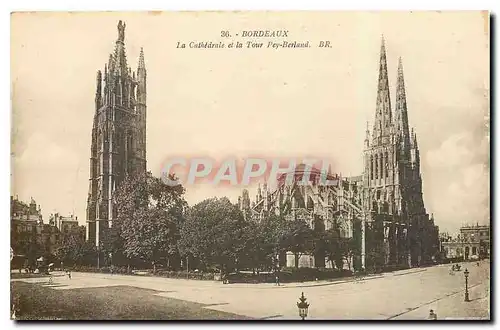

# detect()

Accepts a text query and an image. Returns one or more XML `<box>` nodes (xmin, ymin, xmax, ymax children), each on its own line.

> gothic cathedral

<box><xmin>86</xmin><ymin>21</ymin><xmax>147</xmax><ymax>246</ymax></box>
<box><xmin>241</xmin><ymin>37</ymin><xmax>439</xmax><ymax>269</ymax></box>
<box><xmin>363</xmin><ymin>37</ymin><xmax>437</xmax><ymax>268</ymax></box>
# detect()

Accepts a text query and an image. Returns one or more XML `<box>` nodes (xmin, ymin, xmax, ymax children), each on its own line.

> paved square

<box><xmin>12</xmin><ymin>261</ymin><xmax>490</xmax><ymax>320</ymax></box>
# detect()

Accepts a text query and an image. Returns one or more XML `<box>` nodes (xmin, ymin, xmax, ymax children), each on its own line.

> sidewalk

<box><xmin>390</xmin><ymin>281</ymin><xmax>490</xmax><ymax>320</ymax></box>
<box><xmin>12</xmin><ymin>266</ymin><xmax>429</xmax><ymax>290</ymax></box>
<box><xmin>219</xmin><ymin>267</ymin><xmax>427</xmax><ymax>289</ymax></box>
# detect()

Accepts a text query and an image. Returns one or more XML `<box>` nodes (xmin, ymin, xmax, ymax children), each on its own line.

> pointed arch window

<box><xmin>97</xmin><ymin>129</ymin><xmax>103</xmax><ymax>152</ymax></box>
<box><xmin>384</xmin><ymin>151</ymin><xmax>389</xmax><ymax>178</ymax></box>
<box><xmin>370</xmin><ymin>155</ymin><xmax>374</xmax><ymax>180</ymax></box>
<box><xmin>380</xmin><ymin>152</ymin><xmax>385</xmax><ymax>179</ymax></box>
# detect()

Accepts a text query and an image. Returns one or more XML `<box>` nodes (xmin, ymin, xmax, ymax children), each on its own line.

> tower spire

<box><xmin>87</xmin><ymin>20</ymin><xmax>147</xmax><ymax>246</ymax></box>
<box><xmin>395</xmin><ymin>57</ymin><xmax>411</xmax><ymax>158</ymax></box>
<box><xmin>372</xmin><ymin>35</ymin><xmax>392</xmax><ymax>146</ymax></box>
<box><xmin>138</xmin><ymin>47</ymin><xmax>145</xmax><ymax>70</ymax></box>
<box><xmin>95</xmin><ymin>70</ymin><xmax>102</xmax><ymax>110</ymax></box>
<box><xmin>364</xmin><ymin>121</ymin><xmax>370</xmax><ymax>148</ymax></box>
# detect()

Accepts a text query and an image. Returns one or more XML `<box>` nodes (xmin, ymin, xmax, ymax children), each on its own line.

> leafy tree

<box><xmin>316</xmin><ymin>220</ymin><xmax>356</xmax><ymax>271</ymax></box>
<box><xmin>259</xmin><ymin>214</ymin><xmax>293</xmax><ymax>269</ymax></box>
<box><xmin>238</xmin><ymin>218</ymin><xmax>280</xmax><ymax>273</ymax></box>
<box><xmin>54</xmin><ymin>232</ymin><xmax>96</xmax><ymax>267</ymax></box>
<box><xmin>178</xmin><ymin>197</ymin><xmax>245</xmax><ymax>274</ymax></box>
<box><xmin>11</xmin><ymin>229</ymin><xmax>43</xmax><ymax>268</ymax></box>
<box><xmin>344</xmin><ymin>236</ymin><xmax>360</xmax><ymax>271</ymax></box>
<box><xmin>114</xmin><ymin>172</ymin><xmax>187</xmax><ymax>272</ymax></box>
<box><xmin>282</xmin><ymin>218</ymin><xmax>314</xmax><ymax>268</ymax></box>
<box><xmin>365</xmin><ymin>222</ymin><xmax>385</xmax><ymax>271</ymax></box>
<box><xmin>100</xmin><ymin>224</ymin><xmax>127</xmax><ymax>267</ymax></box>
<box><xmin>236</xmin><ymin>220</ymin><xmax>262</xmax><ymax>273</ymax></box>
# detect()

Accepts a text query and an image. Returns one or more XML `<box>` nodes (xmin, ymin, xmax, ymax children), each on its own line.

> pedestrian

<box><xmin>275</xmin><ymin>271</ymin><xmax>280</xmax><ymax>286</ymax></box>
<box><xmin>428</xmin><ymin>309</ymin><xmax>437</xmax><ymax>320</ymax></box>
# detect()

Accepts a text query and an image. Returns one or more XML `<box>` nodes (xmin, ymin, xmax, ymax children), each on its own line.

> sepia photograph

<box><xmin>9</xmin><ymin>11</ymin><xmax>490</xmax><ymax>320</ymax></box>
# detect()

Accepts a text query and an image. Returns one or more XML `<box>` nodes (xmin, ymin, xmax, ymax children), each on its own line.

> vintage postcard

<box><xmin>10</xmin><ymin>11</ymin><xmax>490</xmax><ymax>320</ymax></box>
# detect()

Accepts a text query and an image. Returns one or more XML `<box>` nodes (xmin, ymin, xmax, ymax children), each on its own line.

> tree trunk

<box><xmin>294</xmin><ymin>253</ymin><xmax>299</xmax><ymax>269</ymax></box>
<box><xmin>153</xmin><ymin>262</ymin><xmax>156</xmax><ymax>274</ymax></box>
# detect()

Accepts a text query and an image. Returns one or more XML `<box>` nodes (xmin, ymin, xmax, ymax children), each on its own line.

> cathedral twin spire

<box><xmin>372</xmin><ymin>37</ymin><xmax>392</xmax><ymax>144</ymax></box>
<box><xmin>371</xmin><ymin>36</ymin><xmax>415</xmax><ymax>158</ymax></box>
<box><xmin>395</xmin><ymin>57</ymin><xmax>411</xmax><ymax>157</ymax></box>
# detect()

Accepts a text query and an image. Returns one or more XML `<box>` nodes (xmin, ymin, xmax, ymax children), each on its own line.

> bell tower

<box><xmin>86</xmin><ymin>21</ymin><xmax>147</xmax><ymax>247</ymax></box>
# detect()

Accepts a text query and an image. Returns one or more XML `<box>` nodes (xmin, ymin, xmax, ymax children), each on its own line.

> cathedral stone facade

<box><xmin>362</xmin><ymin>38</ymin><xmax>438</xmax><ymax>268</ymax></box>
<box><xmin>86</xmin><ymin>21</ymin><xmax>147</xmax><ymax>246</ymax></box>
<box><xmin>241</xmin><ymin>38</ymin><xmax>439</xmax><ymax>270</ymax></box>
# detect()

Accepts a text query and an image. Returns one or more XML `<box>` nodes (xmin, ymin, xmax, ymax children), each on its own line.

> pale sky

<box><xmin>11</xmin><ymin>12</ymin><xmax>489</xmax><ymax>234</ymax></box>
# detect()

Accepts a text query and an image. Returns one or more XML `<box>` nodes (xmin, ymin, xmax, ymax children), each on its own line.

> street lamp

<box><xmin>464</xmin><ymin>268</ymin><xmax>470</xmax><ymax>302</ymax></box>
<box><xmin>297</xmin><ymin>292</ymin><xmax>310</xmax><ymax>320</ymax></box>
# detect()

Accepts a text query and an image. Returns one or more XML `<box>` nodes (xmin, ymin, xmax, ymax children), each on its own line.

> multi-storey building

<box><xmin>11</xmin><ymin>196</ymin><xmax>43</xmax><ymax>233</ymax></box>
<box><xmin>442</xmin><ymin>224</ymin><xmax>490</xmax><ymax>260</ymax></box>
<box><xmin>460</xmin><ymin>224</ymin><xmax>490</xmax><ymax>258</ymax></box>
<box><xmin>10</xmin><ymin>196</ymin><xmax>60</xmax><ymax>257</ymax></box>
<box><xmin>50</xmin><ymin>213</ymin><xmax>80</xmax><ymax>235</ymax></box>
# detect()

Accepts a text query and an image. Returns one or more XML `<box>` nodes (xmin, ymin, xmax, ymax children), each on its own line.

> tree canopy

<box><xmin>113</xmin><ymin>172</ymin><xmax>187</xmax><ymax>269</ymax></box>
<box><xmin>178</xmin><ymin>197</ymin><xmax>245</xmax><ymax>272</ymax></box>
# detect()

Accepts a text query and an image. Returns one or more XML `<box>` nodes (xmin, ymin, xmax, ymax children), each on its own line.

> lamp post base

<box><xmin>464</xmin><ymin>292</ymin><xmax>470</xmax><ymax>302</ymax></box>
